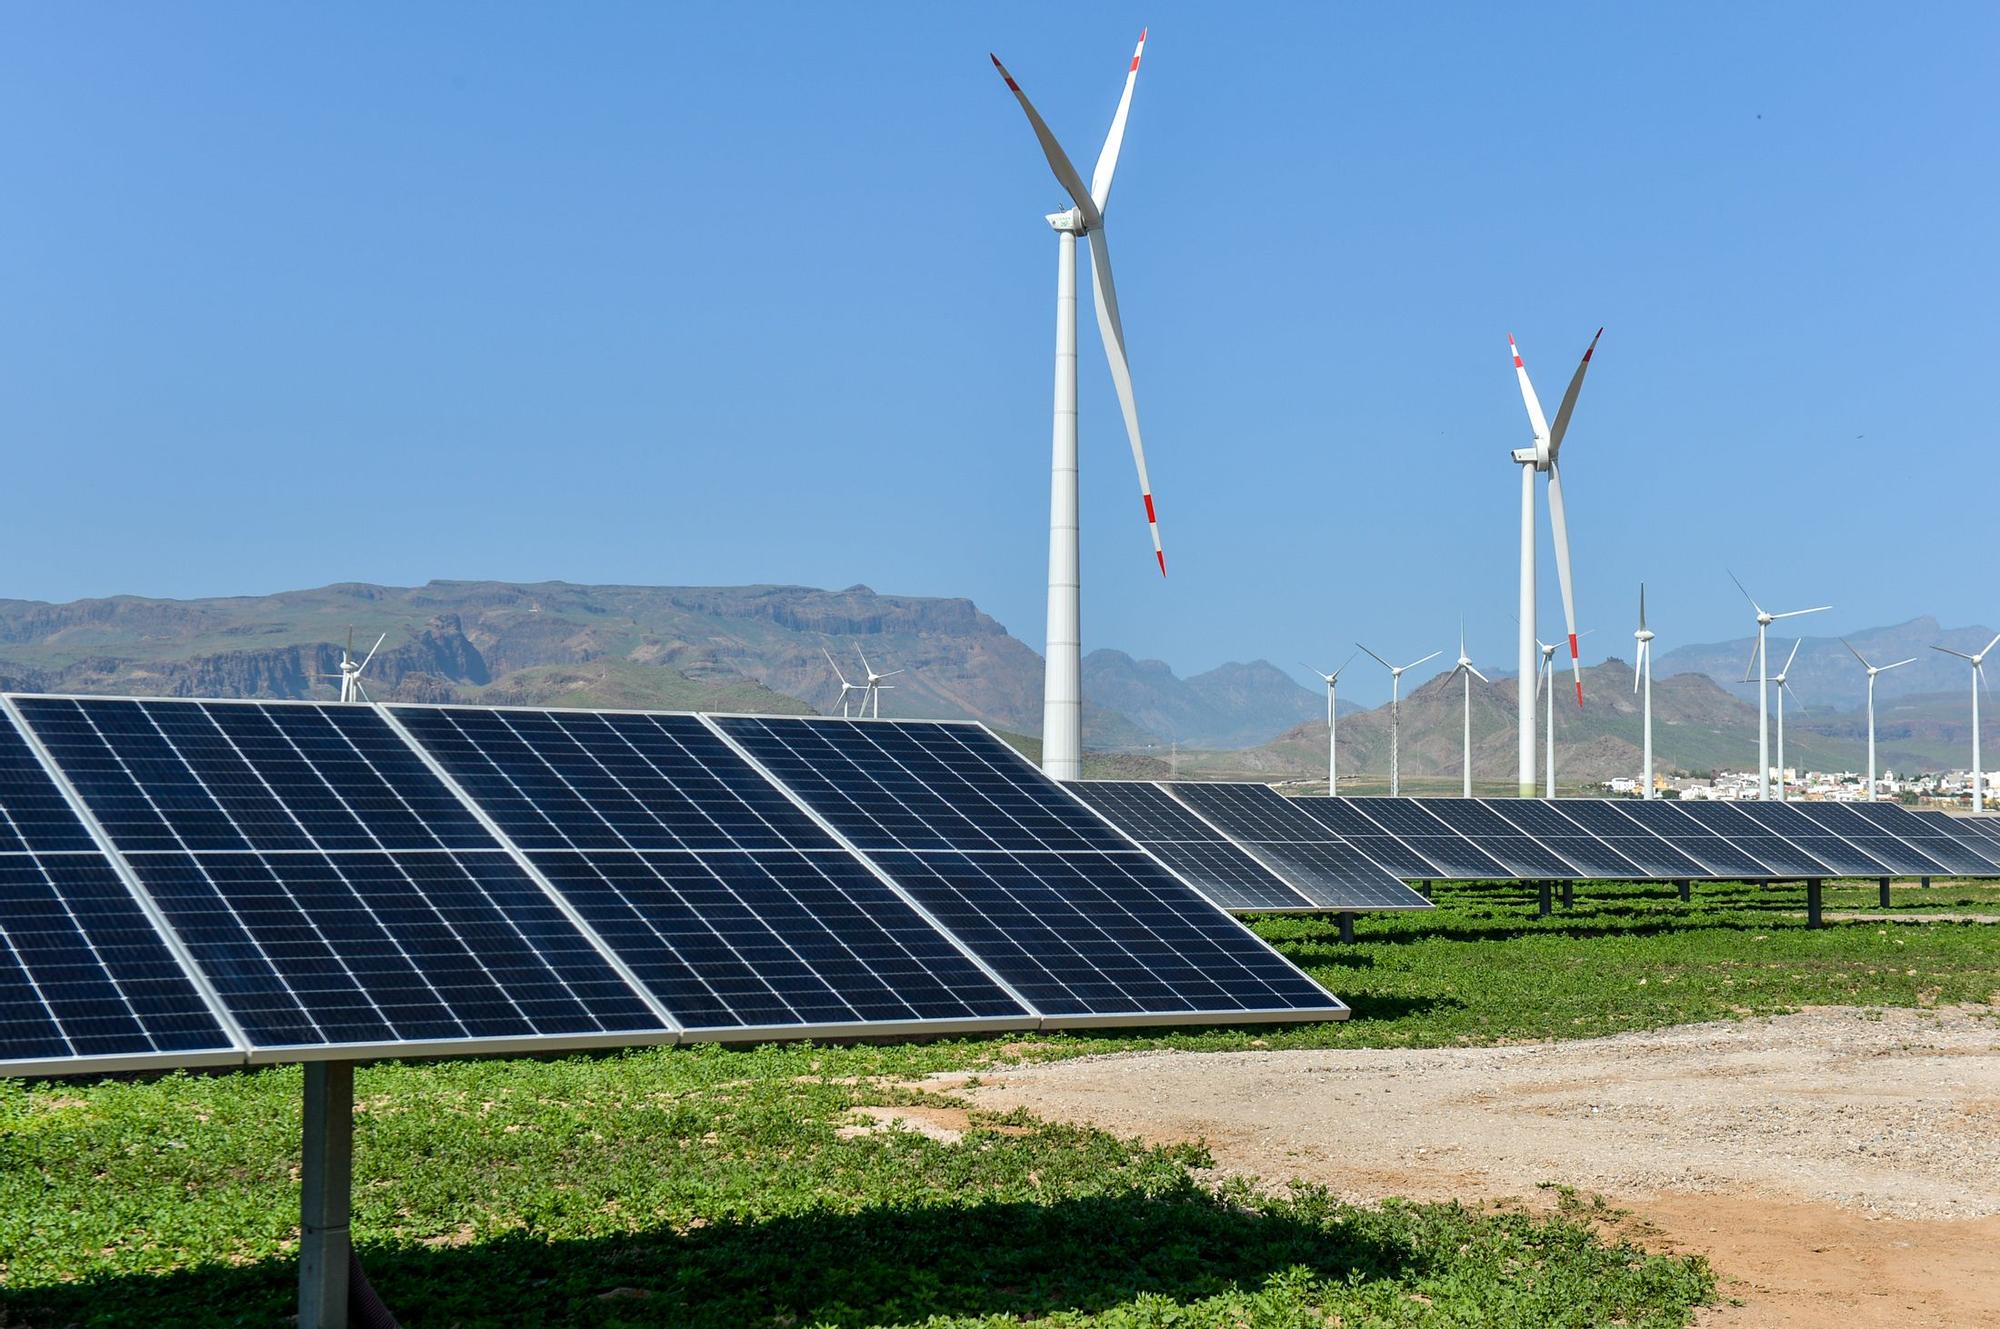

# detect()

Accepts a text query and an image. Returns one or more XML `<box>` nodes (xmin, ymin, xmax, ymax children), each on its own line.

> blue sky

<box><xmin>2</xmin><ymin>4</ymin><xmax>1993</xmax><ymax>704</ymax></box>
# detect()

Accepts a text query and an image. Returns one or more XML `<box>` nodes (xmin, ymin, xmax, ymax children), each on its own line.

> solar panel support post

<box><xmin>300</xmin><ymin>1060</ymin><xmax>354</xmax><ymax>1329</ymax></box>
<box><xmin>1806</xmin><ymin>880</ymin><xmax>1824</xmax><ymax>930</ymax></box>
<box><xmin>1879</xmin><ymin>879</ymin><xmax>1891</xmax><ymax>909</ymax></box>
<box><xmin>1921</xmin><ymin>876</ymin><xmax>1931</xmax><ymax>889</ymax></box>
<box><xmin>1337</xmin><ymin>912</ymin><xmax>1355</xmax><ymax>945</ymax></box>
<box><xmin>1537</xmin><ymin>881</ymin><xmax>1552</xmax><ymax>918</ymax></box>
<box><xmin>1561</xmin><ymin>881</ymin><xmax>1575</xmax><ymax>911</ymax></box>
<box><xmin>1676</xmin><ymin>880</ymin><xmax>1691</xmax><ymax>903</ymax></box>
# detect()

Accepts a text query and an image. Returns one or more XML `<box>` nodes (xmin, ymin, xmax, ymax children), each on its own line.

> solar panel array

<box><xmin>1152</xmin><ymin>783</ymin><xmax>1432</xmax><ymax>911</ymax></box>
<box><xmin>1</xmin><ymin>699</ymin><xmax>1350</xmax><ymax>1076</ymax></box>
<box><xmin>1065</xmin><ymin>781</ymin><xmax>1312</xmax><ymax>912</ymax></box>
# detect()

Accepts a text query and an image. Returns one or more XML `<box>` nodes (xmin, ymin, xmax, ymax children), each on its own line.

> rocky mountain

<box><xmin>0</xmin><ymin>581</ymin><xmax>1299</xmax><ymax>750</ymax></box>
<box><xmin>1654</xmin><ymin>616</ymin><xmax>1999</xmax><ymax>709</ymax></box>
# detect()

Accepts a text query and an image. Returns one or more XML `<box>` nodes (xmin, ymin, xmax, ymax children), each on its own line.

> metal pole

<box><xmin>1538</xmin><ymin>881</ymin><xmax>1552</xmax><ymax>918</ymax></box>
<box><xmin>1337</xmin><ymin>912</ymin><xmax>1355</xmax><ymax>945</ymax></box>
<box><xmin>300</xmin><ymin>1061</ymin><xmax>354</xmax><ymax>1329</ymax></box>
<box><xmin>1806</xmin><ymin>879</ymin><xmax>1823</xmax><ymax>929</ymax></box>
<box><xmin>1328</xmin><ymin>680</ymin><xmax>1338</xmax><ymax>796</ymax></box>
<box><xmin>1561</xmin><ymin>880</ymin><xmax>1575</xmax><ymax>911</ymax></box>
<box><xmin>1545</xmin><ymin>657</ymin><xmax>1556</xmax><ymax>798</ymax></box>
<box><xmin>1878</xmin><ymin>878</ymin><xmax>1891</xmax><ymax>909</ymax></box>
<box><xmin>1757</xmin><ymin>625</ymin><xmax>1770</xmax><ymax>800</ymax></box>
<box><xmin>1518</xmin><ymin>463</ymin><xmax>1537</xmax><ymax>797</ymax></box>
<box><xmin>1041</xmin><ymin>223</ymin><xmax>1082</xmax><ymax>781</ymax></box>
<box><xmin>1642</xmin><ymin>652</ymin><xmax>1654</xmax><ymax>798</ymax></box>
<box><xmin>1676</xmin><ymin>879</ymin><xmax>1691</xmax><ymax>903</ymax></box>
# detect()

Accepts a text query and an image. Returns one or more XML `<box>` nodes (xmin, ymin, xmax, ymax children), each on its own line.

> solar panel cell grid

<box><xmin>1340</xmin><ymin>799</ymin><xmax>1513</xmax><ymax>880</ymax></box>
<box><xmin>1786</xmin><ymin>803</ymin><xmax>1949</xmax><ymax>877</ymax></box>
<box><xmin>1671</xmin><ymin>802</ymin><xmax>1833</xmax><ymax>877</ymax></box>
<box><xmin>0</xmin><ymin>713</ymin><xmax>97</xmax><ymax>855</ymax></box>
<box><xmin>1067</xmin><ymin>783</ymin><xmax>1310</xmax><ymax>913</ymax></box>
<box><xmin>1843</xmin><ymin>803</ymin><xmax>2000</xmax><ymax>876</ymax></box>
<box><xmin>1534</xmin><ymin>801</ymin><xmax>1710</xmax><ymax>878</ymax></box>
<box><xmin>1159</xmin><ymin>784</ymin><xmax>1431</xmax><ymax>910</ymax></box>
<box><xmin>1477</xmin><ymin>800</ymin><xmax>1644</xmax><ymax>879</ymax></box>
<box><xmin>1421</xmin><ymin>800</ymin><xmax>1585</xmax><ymax>879</ymax></box>
<box><xmin>1285</xmin><ymin>799</ymin><xmax>1449</xmax><ymax>881</ymax></box>
<box><xmin>1602</xmin><ymin>800</ymin><xmax>1780</xmax><ymax>879</ymax></box>
<box><xmin>1729</xmin><ymin>803</ymin><xmax>1889</xmax><ymax>877</ymax></box>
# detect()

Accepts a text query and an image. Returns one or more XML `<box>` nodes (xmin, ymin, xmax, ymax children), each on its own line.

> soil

<box><xmin>939</xmin><ymin>1007</ymin><xmax>2000</xmax><ymax>1328</ymax></box>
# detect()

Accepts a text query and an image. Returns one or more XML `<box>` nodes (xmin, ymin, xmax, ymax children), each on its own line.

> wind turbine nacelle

<box><xmin>1511</xmin><ymin>445</ymin><xmax>1546</xmax><ymax>468</ymax></box>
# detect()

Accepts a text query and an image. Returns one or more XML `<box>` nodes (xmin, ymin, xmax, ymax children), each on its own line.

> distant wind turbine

<box><xmin>992</xmin><ymin>31</ymin><xmax>1164</xmax><ymax>781</ymax></box>
<box><xmin>1768</xmin><ymin>640</ymin><xmax>1805</xmax><ymax>801</ymax></box>
<box><xmin>1302</xmin><ymin>654</ymin><xmax>1357</xmax><ymax>797</ymax></box>
<box><xmin>316</xmin><ymin>630</ymin><xmax>386</xmax><ymax>704</ymax></box>
<box><xmin>822</xmin><ymin>647</ymin><xmax>866</xmax><ymax>718</ymax></box>
<box><xmin>1534</xmin><ymin>628</ymin><xmax>1593</xmax><ymax>797</ymax></box>
<box><xmin>1447</xmin><ymin>620</ymin><xmax>1488</xmax><ymax>798</ymax></box>
<box><xmin>1357</xmin><ymin>644</ymin><xmax>1442</xmax><ymax>798</ymax></box>
<box><xmin>1932</xmin><ymin>632</ymin><xmax>1999</xmax><ymax>812</ymax></box>
<box><xmin>855</xmin><ymin>647</ymin><xmax>904</xmax><ymax>720</ymax></box>
<box><xmin>1730</xmin><ymin>572</ymin><xmax>1831</xmax><ymax>799</ymax></box>
<box><xmin>1634</xmin><ymin>585</ymin><xmax>1655</xmax><ymax>799</ymax></box>
<box><xmin>1843</xmin><ymin>639</ymin><xmax>1916</xmax><ymax>802</ymax></box>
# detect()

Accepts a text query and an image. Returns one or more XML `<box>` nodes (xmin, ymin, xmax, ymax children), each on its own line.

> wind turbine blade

<box><xmin>1408</xmin><ymin>650</ymin><xmax>1443</xmax><ymax>671</ymax></box>
<box><xmin>1771</xmin><ymin>605</ymin><xmax>1832</xmax><ymax>620</ymax></box>
<box><xmin>1637</xmin><ymin>582</ymin><xmax>1647</xmax><ymax>632</ymax></box>
<box><xmin>1088</xmin><ymin>28</ymin><xmax>1146</xmax><ymax>213</ymax></box>
<box><xmin>1727</xmin><ymin>569</ymin><xmax>1763</xmax><ymax>616</ymax></box>
<box><xmin>1458</xmin><ymin>615</ymin><xmax>1466</xmax><ymax>661</ymax></box>
<box><xmin>1546</xmin><ymin>461</ymin><xmax>1583</xmax><ymax>705</ymax></box>
<box><xmin>1933</xmin><ymin>645</ymin><xmax>1977</xmax><ymax>662</ymax></box>
<box><xmin>353</xmin><ymin>679</ymin><xmax>370</xmax><ymax>703</ymax></box>
<box><xmin>358</xmin><ymin>632</ymin><xmax>387</xmax><ymax>672</ymax></box>
<box><xmin>1356</xmin><ymin>643</ymin><xmax>1394</xmax><ymax>672</ymax></box>
<box><xmin>1508</xmin><ymin>334</ymin><xmax>1551</xmax><ymax>445</ymax></box>
<box><xmin>1469</xmin><ymin>665</ymin><xmax>1490</xmax><ymax>684</ymax></box>
<box><xmin>881</xmin><ymin>669</ymin><xmax>906</xmax><ymax>679</ymax></box>
<box><xmin>1741</xmin><ymin>638</ymin><xmax>1760</xmax><ymax>684</ymax></box>
<box><xmin>1985</xmin><ymin>632</ymin><xmax>2000</xmax><ymax>659</ymax></box>
<box><xmin>1546</xmin><ymin>327</ymin><xmax>1603</xmax><ymax>462</ymax></box>
<box><xmin>1842</xmin><ymin>638</ymin><xmax>1869</xmax><ymax>669</ymax></box>
<box><xmin>1086</xmin><ymin>226</ymin><xmax>1165</xmax><ymax>574</ymax></box>
<box><xmin>822</xmin><ymin>646</ymin><xmax>854</xmax><ymax>687</ymax></box>
<box><xmin>1781</xmin><ymin>638</ymin><xmax>1802</xmax><ymax>676</ymax></box>
<box><xmin>1882</xmin><ymin>657</ymin><xmax>1917</xmax><ymax>671</ymax></box>
<box><xmin>1330</xmin><ymin>650</ymin><xmax>1357</xmax><ymax>683</ymax></box>
<box><xmin>989</xmin><ymin>55</ymin><xmax>1100</xmax><ymax>226</ymax></box>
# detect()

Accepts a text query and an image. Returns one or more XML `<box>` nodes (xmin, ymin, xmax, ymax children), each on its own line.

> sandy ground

<box><xmin>903</xmin><ymin>1007</ymin><xmax>2000</xmax><ymax>1328</ymax></box>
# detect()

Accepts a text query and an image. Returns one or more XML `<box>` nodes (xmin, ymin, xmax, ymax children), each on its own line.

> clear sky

<box><xmin>2</xmin><ymin>4</ymin><xmax>1993</xmax><ymax>704</ymax></box>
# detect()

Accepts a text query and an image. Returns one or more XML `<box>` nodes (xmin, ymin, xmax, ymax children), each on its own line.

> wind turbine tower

<box><xmin>1769</xmin><ymin>640</ymin><xmax>1804</xmax><ymax>801</ymax></box>
<box><xmin>1358</xmin><ymin>644</ymin><xmax>1441</xmax><ymax>798</ymax></box>
<box><xmin>1932</xmin><ymin>632</ymin><xmax>1999</xmax><ymax>812</ymax></box>
<box><xmin>1304</xmin><ymin>654</ymin><xmax>1356</xmax><ymax>796</ymax></box>
<box><xmin>992</xmin><ymin>32</ymin><xmax>1165</xmax><ymax>780</ymax></box>
<box><xmin>318</xmin><ymin>631</ymin><xmax>386</xmax><ymax>704</ymax></box>
<box><xmin>1507</xmin><ymin>330</ymin><xmax>1601</xmax><ymax>796</ymax></box>
<box><xmin>1447</xmin><ymin>621</ymin><xmax>1488</xmax><ymax>798</ymax></box>
<box><xmin>1844</xmin><ymin>639</ymin><xmax>1915</xmax><ymax>802</ymax></box>
<box><xmin>1634</xmin><ymin>585</ymin><xmax>1655</xmax><ymax>799</ymax></box>
<box><xmin>1729</xmin><ymin>572</ymin><xmax>1830</xmax><ymax>799</ymax></box>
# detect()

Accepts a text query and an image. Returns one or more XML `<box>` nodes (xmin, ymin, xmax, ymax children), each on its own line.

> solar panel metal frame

<box><xmin>1065</xmin><ymin>780</ymin><xmax>1318</xmax><ymax>914</ymax></box>
<box><xmin>1839</xmin><ymin>802</ymin><xmax>2000</xmax><ymax>877</ymax></box>
<box><xmin>1526</xmin><ymin>800</ymin><xmax>1713</xmax><ymax>880</ymax></box>
<box><xmin>1154</xmin><ymin>782</ymin><xmax>1434</xmax><ymax>911</ymax></box>
<box><xmin>382</xmin><ymin>703</ymin><xmax>1038</xmax><ymax>1043</ymax></box>
<box><xmin>1667</xmin><ymin>801</ymin><xmax>1837</xmax><ymax>878</ymax></box>
<box><xmin>708</xmin><ymin>714</ymin><xmax>1347</xmax><ymax>1028</ymax></box>
<box><xmin>1907</xmin><ymin>809</ymin><xmax>2000</xmax><ymax>867</ymax></box>
<box><xmin>1781</xmin><ymin>802</ymin><xmax>1952</xmax><ymax>878</ymax></box>
<box><xmin>1414</xmin><ymin>799</ymin><xmax>1590</xmax><ymax>880</ymax></box>
<box><xmin>1471</xmin><ymin>799</ymin><xmax>1649</xmax><ymax>880</ymax></box>
<box><xmin>1723</xmin><ymin>801</ymin><xmax>1893</xmax><ymax>878</ymax></box>
<box><xmin>6</xmin><ymin>694</ymin><xmax>685</xmax><ymax>1066</ymax></box>
<box><xmin>1284</xmin><ymin>796</ymin><xmax>1452</xmax><ymax>881</ymax></box>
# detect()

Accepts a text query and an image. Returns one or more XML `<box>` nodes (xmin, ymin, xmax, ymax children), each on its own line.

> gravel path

<box><xmin>950</xmin><ymin>1006</ymin><xmax>2000</xmax><ymax>1328</ymax></box>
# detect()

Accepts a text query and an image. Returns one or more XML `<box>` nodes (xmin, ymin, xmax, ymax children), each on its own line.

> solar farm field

<box><xmin>6</xmin><ymin>879</ymin><xmax>1998</xmax><ymax>1328</ymax></box>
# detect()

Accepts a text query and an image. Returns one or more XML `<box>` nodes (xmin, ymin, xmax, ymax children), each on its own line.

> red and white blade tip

<box><xmin>1131</xmin><ymin>30</ymin><xmax>1147</xmax><ymax>70</ymax></box>
<box><xmin>1569</xmin><ymin>633</ymin><xmax>1583</xmax><ymax>706</ymax></box>
<box><xmin>989</xmin><ymin>54</ymin><xmax>1020</xmax><ymax>91</ymax></box>
<box><xmin>1582</xmin><ymin>328</ymin><xmax>1604</xmax><ymax>363</ymax></box>
<box><xmin>1142</xmin><ymin>494</ymin><xmax>1165</xmax><ymax>575</ymax></box>
<box><xmin>1508</xmin><ymin>334</ymin><xmax>1523</xmax><ymax>368</ymax></box>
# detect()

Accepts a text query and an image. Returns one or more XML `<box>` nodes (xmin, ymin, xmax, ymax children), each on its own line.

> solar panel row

<box><xmin>1</xmin><ymin>700</ymin><xmax>1349</xmax><ymax>1076</ymax></box>
<box><xmin>1148</xmin><ymin>783</ymin><xmax>1432</xmax><ymax>911</ymax></box>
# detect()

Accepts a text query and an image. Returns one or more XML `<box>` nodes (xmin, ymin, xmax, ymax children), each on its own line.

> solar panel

<box><xmin>1066</xmin><ymin>782</ymin><xmax>1312</xmax><ymax>912</ymax></box>
<box><xmin>390</xmin><ymin>706</ymin><xmax>1032</xmax><ymax>1036</ymax></box>
<box><xmin>1420</xmin><ymin>799</ymin><xmax>1587</xmax><ymax>879</ymax></box>
<box><xmin>1602</xmin><ymin>800</ymin><xmax>1779</xmax><ymax>879</ymax></box>
<box><xmin>1533</xmin><ymin>800</ymin><xmax>1710</xmax><ymax>879</ymax></box>
<box><xmin>0</xmin><ymin>704</ymin><xmax>237</xmax><ymax>1074</ymax></box>
<box><xmin>1670</xmin><ymin>802</ymin><xmax>1834</xmax><ymax>877</ymax></box>
<box><xmin>1786</xmin><ymin>802</ymin><xmax>1950</xmax><ymax>877</ymax></box>
<box><xmin>1158</xmin><ymin>784</ymin><xmax>1432</xmax><ymax>910</ymax></box>
<box><xmin>712</xmin><ymin>717</ymin><xmax>1344</xmax><ymax>1024</ymax></box>
<box><xmin>13</xmin><ymin>697</ymin><xmax>669</xmax><ymax>1055</ymax></box>
<box><xmin>1342</xmin><ymin>799</ymin><xmax>1513</xmax><ymax>880</ymax></box>
<box><xmin>1843</xmin><ymin>803</ymin><xmax>2000</xmax><ymax>877</ymax></box>
<box><xmin>1286</xmin><ymin>797</ymin><xmax>1449</xmax><ymax>880</ymax></box>
<box><xmin>1728</xmin><ymin>802</ymin><xmax>1891</xmax><ymax>877</ymax></box>
<box><xmin>1936</xmin><ymin>812</ymin><xmax>2000</xmax><ymax>849</ymax></box>
<box><xmin>1478</xmin><ymin>800</ymin><xmax>1646</xmax><ymax>879</ymax></box>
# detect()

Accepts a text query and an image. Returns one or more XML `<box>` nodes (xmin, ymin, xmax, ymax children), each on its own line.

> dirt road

<box><xmin>946</xmin><ymin>1007</ymin><xmax>2000</xmax><ymax>1328</ymax></box>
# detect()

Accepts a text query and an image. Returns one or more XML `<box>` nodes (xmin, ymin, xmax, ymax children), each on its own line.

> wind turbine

<box><xmin>1447</xmin><ymin>621</ymin><xmax>1489</xmax><ymax>798</ymax></box>
<box><xmin>1357</xmin><ymin>644</ymin><xmax>1441</xmax><ymax>798</ymax></box>
<box><xmin>1302</xmin><ymin>653</ymin><xmax>1356</xmax><ymax>796</ymax></box>
<box><xmin>992</xmin><ymin>32</ymin><xmax>1164</xmax><ymax>781</ymax></box>
<box><xmin>856</xmin><ymin>647</ymin><xmax>904</xmax><ymax>720</ymax></box>
<box><xmin>1508</xmin><ymin>329</ymin><xmax>1602</xmax><ymax>796</ymax></box>
<box><xmin>316</xmin><ymin>630</ymin><xmax>386</xmax><ymax>703</ymax></box>
<box><xmin>1844</xmin><ymin>639</ymin><xmax>1915</xmax><ymax>802</ymax></box>
<box><xmin>1729</xmin><ymin>572</ymin><xmax>1830</xmax><ymax>799</ymax></box>
<box><xmin>822</xmin><ymin>647</ymin><xmax>867</xmax><ymax>718</ymax></box>
<box><xmin>1534</xmin><ymin>628</ymin><xmax>1595</xmax><ymax>796</ymax></box>
<box><xmin>1634</xmin><ymin>585</ymin><xmax>1655</xmax><ymax>799</ymax></box>
<box><xmin>1932</xmin><ymin>632</ymin><xmax>1999</xmax><ymax>812</ymax></box>
<box><xmin>1768</xmin><ymin>640</ymin><xmax>1805</xmax><ymax>801</ymax></box>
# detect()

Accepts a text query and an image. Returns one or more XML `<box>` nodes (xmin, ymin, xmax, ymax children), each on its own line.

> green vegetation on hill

<box><xmin>7</xmin><ymin>882</ymin><xmax>1998</xmax><ymax>1327</ymax></box>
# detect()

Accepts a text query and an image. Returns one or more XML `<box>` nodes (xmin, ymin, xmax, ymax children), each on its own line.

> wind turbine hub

<box><xmin>1045</xmin><ymin>208</ymin><xmax>1088</xmax><ymax>235</ymax></box>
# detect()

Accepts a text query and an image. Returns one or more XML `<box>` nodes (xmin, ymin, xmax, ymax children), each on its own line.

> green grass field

<box><xmin>3</xmin><ymin>880</ymin><xmax>1996</xmax><ymax>1328</ymax></box>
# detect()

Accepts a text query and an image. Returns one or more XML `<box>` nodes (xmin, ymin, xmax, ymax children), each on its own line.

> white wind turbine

<box><xmin>1729</xmin><ymin>572</ymin><xmax>1830</xmax><ymax>799</ymax></box>
<box><xmin>822</xmin><ymin>647</ymin><xmax>867</xmax><ymax>719</ymax></box>
<box><xmin>1932</xmin><ymin>631</ymin><xmax>1999</xmax><ymax>812</ymax></box>
<box><xmin>1533</xmin><ymin>627</ymin><xmax>1594</xmax><ymax>796</ymax></box>
<box><xmin>1357</xmin><ymin>644</ymin><xmax>1442</xmax><ymax>798</ymax></box>
<box><xmin>1844</xmin><ymin>639</ymin><xmax>1915</xmax><ymax>802</ymax></box>
<box><xmin>992</xmin><ymin>31</ymin><xmax>1165</xmax><ymax>782</ymax></box>
<box><xmin>1760</xmin><ymin>639</ymin><xmax>1808</xmax><ymax>801</ymax></box>
<box><xmin>1508</xmin><ymin>329</ymin><xmax>1602</xmax><ymax>796</ymax></box>
<box><xmin>856</xmin><ymin>647</ymin><xmax>904</xmax><ymax>720</ymax></box>
<box><xmin>1302</xmin><ymin>653</ymin><xmax>1357</xmax><ymax>797</ymax></box>
<box><xmin>317</xmin><ymin>630</ymin><xmax>386</xmax><ymax>703</ymax></box>
<box><xmin>1634</xmin><ymin>585</ymin><xmax>1655</xmax><ymax>799</ymax></box>
<box><xmin>1447</xmin><ymin>621</ymin><xmax>1489</xmax><ymax>798</ymax></box>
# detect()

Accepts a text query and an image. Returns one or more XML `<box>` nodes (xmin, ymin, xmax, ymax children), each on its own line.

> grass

<box><xmin>6</xmin><ymin>881</ymin><xmax>1998</xmax><ymax>1327</ymax></box>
